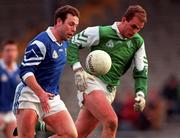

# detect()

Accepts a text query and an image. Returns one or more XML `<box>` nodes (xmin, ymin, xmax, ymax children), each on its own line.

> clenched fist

<box><xmin>134</xmin><ymin>91</ymin><xmax>146</xmax><ymax>112</ymax></box>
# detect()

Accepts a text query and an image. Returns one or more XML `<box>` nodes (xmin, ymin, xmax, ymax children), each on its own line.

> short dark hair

<box><xmin>54</xmin><ymin>5</ymin><xmax>80</xmax><ymax>24</ymax></box>
<box><xmin>123</xmin><ymin>5</ymin><xmax>147</xmax><ymax>23</ymax></box>
<box><xmin>1</xmin><ymin>39</ymin><xmax>17</xmax><ymax>51</ymax></box>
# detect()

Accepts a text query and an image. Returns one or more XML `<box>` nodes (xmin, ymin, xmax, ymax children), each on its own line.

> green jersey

<box><xmin>67</xmin><ymin>22</ymin><xmax>148</xmax><ymax>96</ymax></box>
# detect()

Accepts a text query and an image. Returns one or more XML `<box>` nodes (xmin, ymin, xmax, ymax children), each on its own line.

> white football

<box><xmin>86</xmin><ymin>50</ymin><xmax>112</xmax><ymax>76</ymax></box>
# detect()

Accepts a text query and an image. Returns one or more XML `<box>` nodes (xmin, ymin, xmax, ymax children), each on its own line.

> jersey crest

<box><xmin>105</xmin><ymin>40</ymin><xmax>114</xmax><ymax>48</ymax></box>
<box><xmin>127</xmin><ymin>40</ymin><xmax>133</xmax><ymax>48</ymax></box>
<box><xmin>1</xmin><ymin>73</ymin><xmax>8</xmax><ymax>82</ymax></box>
<box><xmin>52</xmin><ymin>50</ymin><xmax>58</xmax><ymax>59</ymax></box>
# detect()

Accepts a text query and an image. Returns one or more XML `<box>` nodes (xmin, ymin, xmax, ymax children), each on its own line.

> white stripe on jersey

<box><xmin>134</xmin><ymin>43</ymin><xmax>148</xmax><ymax>71</ymax></box>
<box><xmin>31</xmin><ymin>40</ymin><xmax>46</xmax><ymax>58</ymax></box>
<box><xmin>22</xmin><ymin>72</ymin><xmax>34</xmax><ymax>81</ymax></box>
<box><xmin>21</xmin><ymin>62</ymin><xmax>41</xmax><ymax>66</ymax></box>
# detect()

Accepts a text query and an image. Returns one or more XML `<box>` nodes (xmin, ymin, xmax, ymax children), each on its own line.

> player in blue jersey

<box><xmin>13</xmin><ymin>5</ymin><xmax>79</xmax><ymax>138</ymax></box>
<box><xmin>0</xmin><ymin>40</ymin><xmax>19</xmax><ymax>138</ymax></box>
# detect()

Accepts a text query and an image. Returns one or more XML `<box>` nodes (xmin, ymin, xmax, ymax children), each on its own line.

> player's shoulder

<box><xmin>32</xmin><ymin>31</ymin><xmax>49</xmax><ymax>44</ymax></box>
<box><xmin>132</xmin><ymin>33</ymin><xmax>144</xmax><ymax>43</ymax></box>
<box><xmin>98</xmin><ymin>25</ymin><xmax>116</xmax><ymax>37</ymax></box>
<box><xmin>84</xmin><ymin>25</ymin><xmax>111</xmax><ymax>33</ymax></box>
<box><xmin>99</xmin><ymin>25</ymin><xmax>112</xmax><ymax>31</ymax></box>
<box><xmin>131</xmin><ymin>33</ymin><xmax>144</xmax><ymax>46</ymax></box>
<box><xmin>27</xmin><ymin>31</ymin><xmax>50</xmax><ymax>49</ymax></box>
<box><xmin>83</xmin><ymin>26</ymin><xmax>100</xmax><ymax>34</ymax></box>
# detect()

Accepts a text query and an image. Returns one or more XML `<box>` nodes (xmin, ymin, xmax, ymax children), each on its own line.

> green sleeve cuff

<box><xmin>133</xmin><ymin>68</ymin><xmax>148</xmax><ymax>97</ymax></box>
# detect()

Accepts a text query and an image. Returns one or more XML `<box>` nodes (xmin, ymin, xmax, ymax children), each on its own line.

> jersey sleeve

<box><xmin>20</xmin><ymin>40</ymin><xmax>46</xmax><ymax>81</ymax></box>
<box><xmin>67</xmin><ymin>26</ymin><xmax>100</xmax><ymax>70</ymax></box>
<box><xmin>133</xmin><ymin>43</ymin><xmax>148</xmax><ymax>97</ymax></box>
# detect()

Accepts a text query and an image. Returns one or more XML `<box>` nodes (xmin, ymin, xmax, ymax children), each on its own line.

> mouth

<box><xmin>67</xmin><ymin>34</ymin><xmax>73</xmax><ymax>38</ymax></box>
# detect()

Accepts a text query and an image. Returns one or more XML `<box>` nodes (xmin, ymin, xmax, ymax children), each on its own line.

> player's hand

<box><xmin>38</xmin><ymin>91</ymin><xmax>54</xmax><ymax>113</ymax></box>
<box><xmin>74</xmin><ymin>68</ymin><xmax>95</xmax><ymax>92</ymax></box>
<box><xmin>134</xmin><ymin>91</ymin><xmax>146</xmax><ymax>112</ymax></box>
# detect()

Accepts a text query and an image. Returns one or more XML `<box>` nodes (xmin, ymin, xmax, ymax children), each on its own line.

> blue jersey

<box><xmin>19</xmin><ymin>27</ymin><xmax>68</xmax><ymax>95</ymax></box>
<box><xmin>0</xmin><ymin>60</ymin><xmax>20</xmax><ymax>112</ymax></box>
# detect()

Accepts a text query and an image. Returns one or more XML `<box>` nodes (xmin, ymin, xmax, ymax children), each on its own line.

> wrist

<box><xmin>73</xmin><ymin>62</ymin><xmax>82</xmax><ymax>72</ymax></box>
<box><xmin>136</xmin><ymin>91</ymin><xmax>145</xmax><ymax>98</ymax></box>
<box><xmin>35</xmin><ymin>88</ymin><xmax>45</xmax><ymax>98</ymax></box>
<box><xmin>74</xmin><ymin>67</ymin><xmax>83</xmax><ymax>73</ymax></box>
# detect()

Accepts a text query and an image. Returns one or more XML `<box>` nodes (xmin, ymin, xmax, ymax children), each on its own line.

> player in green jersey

<box><xmin>67</xmin><ymin>5</ymin><xmax>148</xmax><ymax>138</ymax></box>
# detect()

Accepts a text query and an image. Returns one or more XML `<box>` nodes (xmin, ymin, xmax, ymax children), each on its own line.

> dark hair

<box><xmin>54</xmin><ymin>5</ymin><xmax>80</xmax><ymax>24</ymax></box>
<box><xmin>123</xmin><ymin>5</ymin><xmax>147</xmax><ymax>23</ymax></box>
<box><xmin>1</xmin><ymin>39</ymin><xmax>17</xmax><ymax>51</ymax></box>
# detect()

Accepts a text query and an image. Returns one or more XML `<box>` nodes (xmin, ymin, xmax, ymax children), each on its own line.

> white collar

<box><xmin>46</xmin><ymin>27</ymin><xmax>62</xmax><ymax>46</ymax></box>
<box><xmin>111</xmin><ymin>22</ymin><xmax>127</xmax><ymax>40</ymax></box>
<box><xmin>0</xmin><ymin>59</ymin><xmax>18</xmax><ymax>72</ymax></box>
<box><xmin>46</xmin><ymin>27</ymin><xmax>57</xmax><ymax>42</ymax></box>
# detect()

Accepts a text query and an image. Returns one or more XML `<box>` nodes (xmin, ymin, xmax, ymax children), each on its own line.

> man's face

<box><xmin>57</xmin><ymin>14</ymin><xmax>79</xmax><ymax>40</ymax></box>
<box><xmin>120</xmin><ymin>16</ymin><xmax>144</xmax><ymax>38</ymax></box>
<box><xmin>2</xmin><ymin>44</ymin><xmax>18</xmax><ymax>63</ymax></box>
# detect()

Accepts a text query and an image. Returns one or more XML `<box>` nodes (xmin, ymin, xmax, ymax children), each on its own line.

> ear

<box><xmin>56</xmin><ymin>18</ymin><xmax>63</xmax><ymax>26</ymax></box>
<box><xmin>121</xmin><ymin>17</ymin><xmax>126</xmax><ymax>23</ymax></box>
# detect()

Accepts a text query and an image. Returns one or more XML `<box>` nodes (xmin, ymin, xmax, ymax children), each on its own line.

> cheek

<box><xmin>63</xmin><ymin>26</ymin><xmax>70</xmax><ymax>34</ymax></box>
<box><xmin>126</xmin><ymin>26</ymin><xmax>132</xmax><ymax>32</ymax></box>
<box><xmin>67</xmin><ymin>26</ymin><xmax>72</xmax><ymax>32</ymax></box>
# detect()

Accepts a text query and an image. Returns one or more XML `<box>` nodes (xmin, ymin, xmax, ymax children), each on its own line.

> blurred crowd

<box><xmin>112</xmin><ymin>75</ymin><xmax>180</xmax><ymax>131</ymax></box>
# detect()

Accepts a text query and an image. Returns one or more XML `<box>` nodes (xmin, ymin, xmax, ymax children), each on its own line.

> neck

<box><xmin>51</xmin><ymin>27</ymin><xmax>62</xmax><ymax>42</ymax></box>
<box><xmin>4</xmin><ymin>60</ymin><xmax>14</xmax><ymax>71</ymax></box>
<box><xmin>116</xmin><ymin>22</ymin><xmax>125</xmax><ymax>38</ymax></box>
<box><xmin>117</xmin><ymin>22</ymin><xmax>123</xmax><ymax>35</ymax></box>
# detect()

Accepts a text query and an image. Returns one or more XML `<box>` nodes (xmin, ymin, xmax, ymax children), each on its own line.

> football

<box><xmin>86</xmin><ymin>50</ymin><xmax>112</xmax><ymax>76</ymax></box>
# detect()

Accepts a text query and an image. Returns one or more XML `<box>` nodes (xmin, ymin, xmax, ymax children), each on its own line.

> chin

<box><xmin>126</xmin><ymin>35</ymin><xmax>133</xmax><ymax>38</ymax></box>
<box><xmin>64</xmin><ymin>37</ymin><xmax>70</xmax><ymax>41</ymax></box>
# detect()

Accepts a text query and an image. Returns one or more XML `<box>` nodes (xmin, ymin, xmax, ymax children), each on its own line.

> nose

<box><xmin>133</xmin><ymin>28</ymin><xmax>140</xmax><ymax>34</ymax></box>
<box><xmin>72</xmin><ymin>26</ymin><xmax>77</xmax><ymax>33</ymax></box>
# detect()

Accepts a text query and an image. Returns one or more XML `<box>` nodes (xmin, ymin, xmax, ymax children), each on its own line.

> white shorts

<box><xmin>13</xmin><ymin>82</ymin><xmax>67</xmax><ymax>120</ymax></box>
<box><xmin>0</xmin><ymin>111</ymin><xmax>16</xmax><ymax>123</ymax></box>
<box><xmin>77</xmin><ymin>76</ymin><xmax>116</xmax><ymax>107</ymax></box>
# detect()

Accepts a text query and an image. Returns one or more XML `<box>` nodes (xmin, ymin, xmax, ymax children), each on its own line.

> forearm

<box><xmin>24</xmin><ymin>75</ymin><xmax>44</xmax><ymax>97</ymax></box>
<box><xmin>133</xmin><ymin>68</ymin><xmax>148</xmax><ymax>97</ymax></box>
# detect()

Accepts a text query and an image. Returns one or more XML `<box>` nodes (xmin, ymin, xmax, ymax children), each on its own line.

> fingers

<box><xmin>47</xmin><ymin>93</ymin><xmax>54</xmax><ymax>97</ymax></box>
<box><xmin>75</xmin><ymin>72</ymin><xmax>88</xmax><ymax>92</ymax></box>
<box><xmin>42</xmin><ymin>100</ymin><xmax>50</xmax><ymax>113</ymax></box>
<box><xmin>87</xmin><ymin>74</ymin><xmax>95</xmax><ymax>81</ymax></box>
<box><xmin>75</xmin><ymin>70</ymin><xmax>95</xmax><ymax>92</ymax></box>
<box><xmin>134</xmin><ymin>103</ymin><xmax>142</xmax><ymax>112</ymax></box>
<box><xmin>47</xmin><ymin>93</ymin><xmax>55</xmax><ymax>100</ymax></box>
<box><xmin>134</xmin><ymin>97</ymin><xmax>145</xmax><ymax>112</ymax></box>
<box><xmin>135</xmin><ymin>97</ymin><xmax>141</xmax><ymax>103</ymax></box>
<box><xmin>40</xmin><ymin>93</ymin><xmax>52</xmax><ymax>113</ymax></box>
<box><xmin>82</xmin><ymin>74</ymin><xmax>88</xmax><ymax>90</ymax></box>
<box><xmin>76</xmin><ymin>78</ymin><xmax>87</xmax><ymax>91</ymax></box>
